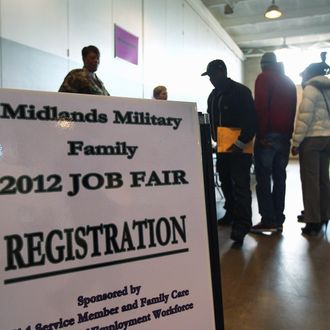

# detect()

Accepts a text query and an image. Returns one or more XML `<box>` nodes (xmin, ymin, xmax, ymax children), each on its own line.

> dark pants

<box><xmin>254</xmin><ymin>133</ymin><xmax>290</xmax><ymax>225</ymax></box>
<box><xmin>299</xmin><ymin>137</ymin><xmax>330</xmax><ymax>223</ymax></box>
<box><xmin>216</xmin><ymin>153</ymin><xmax>252</xmax><ymax>229</ymax></box>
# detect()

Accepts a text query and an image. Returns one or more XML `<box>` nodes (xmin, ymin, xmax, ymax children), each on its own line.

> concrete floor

<box><xmin>216</xmin><ymin>160</ymin><xmax>330</xmax><ymax>330</ymax></box>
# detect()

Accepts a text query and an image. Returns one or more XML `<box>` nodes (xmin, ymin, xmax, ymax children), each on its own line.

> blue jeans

<box><xmin>254</xmin><ymin>133</ymin><xmax>290</xmax><ymax>225</ymax></box>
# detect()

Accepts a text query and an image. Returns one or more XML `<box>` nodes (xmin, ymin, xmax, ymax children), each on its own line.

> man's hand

<box><xmin>211</xmin><ymin>140</ymin><xmax>217</xmax><ymax>153</ymax></box>
<box><xmin>291</xmin><ymin>146</ymin><xmax>299</xmax><ymax>156</ymax></box>
<box><xmin>226</xmin><ymin>144</ymin><xmax>243</xmax><ymax>153</ymax></box>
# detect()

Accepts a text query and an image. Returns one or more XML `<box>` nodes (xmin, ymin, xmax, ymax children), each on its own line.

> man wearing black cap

<box><xmin>202</xmin><ymin>59</ymin><xmax>256</xmax><ymax>244</ymax></box>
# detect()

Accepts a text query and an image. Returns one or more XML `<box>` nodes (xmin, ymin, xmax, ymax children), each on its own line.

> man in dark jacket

<box><xmin>251</xmin><ymin>52</ymin><xmax>296</xmax><ymax>233</ymax></box>
<box><xmin>202</xmin><ymin>59</ymin><xmax>256</xmax><ymax>244</ymax></box>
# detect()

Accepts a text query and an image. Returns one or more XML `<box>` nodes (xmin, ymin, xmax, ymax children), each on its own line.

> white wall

<box><xmin>244</xmin><ymin>56</ymin><xmax>261</xmax><ymax>97</ymax></box>
<box><xmin>111</xmin><ymin>0</ymin><xmax>144</xmax><ymax>98</ymax></box>
<box><xmin>1</xmin><ymin>0</ymin><xmax>68</xmax><ymax>57</ymax></box>
<box><xmin>0</xmin><ymin>0</ymin><xmax>244</xmax><ymax>111</ymax></box>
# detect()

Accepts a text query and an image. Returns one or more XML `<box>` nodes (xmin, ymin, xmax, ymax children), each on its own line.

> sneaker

<box><xmin>250</xmin><ymin>222</ymin><xmax>282</xmax><ymax>233</ymax></box>
<box><xmin>217</xmin><ymin>211</ymin><xmax>233</xmax><ymax>226</ymax></box>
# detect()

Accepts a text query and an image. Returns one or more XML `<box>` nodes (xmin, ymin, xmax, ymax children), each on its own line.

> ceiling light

<box><xmin>224</xmin><ymin>4</ymin><xmax>234</xmax><ymax>15</ymax></box>
<box><xmin>265</xmin><ymin>0</ymin><xmax>282</xmax><ymax>19</ymax></box>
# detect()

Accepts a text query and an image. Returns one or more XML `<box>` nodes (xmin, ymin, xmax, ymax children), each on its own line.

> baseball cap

<box><xmin>201</xmin><ymin>59</ymin><xmax>227</xmax><ymax>76</ymax></box>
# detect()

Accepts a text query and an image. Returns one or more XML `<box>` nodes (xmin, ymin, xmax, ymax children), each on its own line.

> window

<box><xmin>275</xmin><ymin>48</ymin><xmax>330</xmax><ymax>84</ymax></box>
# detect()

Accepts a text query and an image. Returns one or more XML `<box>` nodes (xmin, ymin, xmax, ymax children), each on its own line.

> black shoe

<box><xmin>230</xmin><ymin>224</ymin><xmax>248</xmax><ymax>244</ymax></box>
<box><xmin>301</xmin><ymin>223</ymin><xmax>322</xmax><ymax>236</ymax></box>
<box><xmin>218</xmin><ymin>212</ymin><xmax>233</xmax><ymax>226</ymax></box>
<box><xmin>250</xmin><ymin>221</ymin><xmax>283</xmax><ymax>233</ymax></box>
<box><xmin>297</xmin><ymin>210</ymin><xmax>305</xmax><ymax>222</ymax></box>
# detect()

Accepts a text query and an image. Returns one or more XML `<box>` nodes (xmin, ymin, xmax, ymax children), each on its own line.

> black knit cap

<box><xmin>260</xmin><ymin>52</ymin><xmax>277</xmax><ymax>65</ymax></box>
<box><xmin>201</xmin><ymin>59</ymin><xmax>227</xmax><ymax>76</ymax></box>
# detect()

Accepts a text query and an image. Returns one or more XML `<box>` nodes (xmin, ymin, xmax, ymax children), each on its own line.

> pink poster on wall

<box><xmin>115</xmin><ymin>24</ymin><xmax>138</xmax><ymax>65</ymax></box>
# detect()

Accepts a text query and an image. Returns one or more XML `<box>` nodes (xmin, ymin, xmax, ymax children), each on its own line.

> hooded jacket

<box><xmin>292</xmin><ymin>75</ymin><xmax>330</xmax><ymax>147</ymax></box>
<box><xmin>254</xmin><ymin>67</ymin><xmax>297</xmax><ymax>139</ymax></box>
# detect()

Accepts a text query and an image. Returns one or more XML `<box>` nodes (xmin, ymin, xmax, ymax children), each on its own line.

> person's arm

<box><xmin>254</xmin><ymin>74</ymin><xmax>272</xmax><ymax>139</ymax></box>
<box><xmin>58</xmin><ymin>72</ymin><xmax>79</xmax><ymax>93</ymax></box>
<box><xmin>292</xmin><ymin>86</ymin><xmax>316</xmax><ymax>148</ymax></box>
<box><xmin>206</xmin><ymin>92</ymin><xmax>217</xmax><ymax>142</ymax></box>
<box><xmin>234</xmin><ymin>86</ymin><xmax>256</xmax><ymax>150</ymax></box>
<box><xmin>289</xmin><ymin>81</ymin><xmax>298</xmax><ymax>136</ymax></box>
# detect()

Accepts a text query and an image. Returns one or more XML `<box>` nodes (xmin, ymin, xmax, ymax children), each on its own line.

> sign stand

<box><xmin>199</xmin><ymin>113</ymin><xmax>225</xmax><ymax>330</ymax></box>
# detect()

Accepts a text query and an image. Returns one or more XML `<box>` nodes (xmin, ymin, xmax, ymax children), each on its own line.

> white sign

<box><xmin>0</xmin><ymin>89</ymin><xmax>216</xmax><ymax>330</ymax></box>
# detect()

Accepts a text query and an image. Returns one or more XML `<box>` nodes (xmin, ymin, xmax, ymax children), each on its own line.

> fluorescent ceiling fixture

<box><xmin>265</xmin><ymin>0</ymin><xmax>282</xmax><ymax>19</ymax></box>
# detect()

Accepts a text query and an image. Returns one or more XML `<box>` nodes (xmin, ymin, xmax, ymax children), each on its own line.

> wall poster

<box><xmin>114</xmin><ymin>25</ymin><xmax>139</xmax><ymax>65</ymax></box>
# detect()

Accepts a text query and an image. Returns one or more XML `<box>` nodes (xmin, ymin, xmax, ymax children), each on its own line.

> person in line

<box><xmin>250</xmin><ymin>52</ymin><xmax>297</xmax><ymax>233</ymax></box>
<box><xmin>202</xmin><ymin>59</ymin><xmax>256</xmax><ymax>244</ymax></box>
<box><xmin>291</xmin><ymin>62</ymin><xmax>330</xmax><ymax>235</ymax></box>
<box><xmin>297</xmin><ymin>51</ymin><xmax>330</xmax><ymax>223</ymax></box>
<box><xmin>319</xmin><ymin>51</ymin><xmax>330</xmax><ymax>75</ymax></box>
<box><xmin>153</xmin><ymin>85</ymin><xmax>168</xmax><ymax>100</ymax></box>
<box><xmin>59</xmin><ymin>45</ymin><xmax>110</xmax><ymax>96</ymax></box>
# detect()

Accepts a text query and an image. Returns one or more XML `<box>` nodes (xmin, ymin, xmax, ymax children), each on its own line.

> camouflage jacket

<box><xmin>58</xmin><ymin>67</ymin><xmax>110</xmax><ymax>96</ymax></box>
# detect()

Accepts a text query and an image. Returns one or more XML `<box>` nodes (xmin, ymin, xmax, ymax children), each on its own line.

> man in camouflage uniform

<box><xmin>59</xmin><ymin>45</ymin><xmax>110</xmax><ymax>96</ymax></box>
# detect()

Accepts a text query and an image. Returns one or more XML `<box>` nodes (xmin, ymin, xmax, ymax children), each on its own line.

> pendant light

<box><xmin>265</xmin><ymin>0</ymin><xmax>282</xmax><ymax>19</ymax></box>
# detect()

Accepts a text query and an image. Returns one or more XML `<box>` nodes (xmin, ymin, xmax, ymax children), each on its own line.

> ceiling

<box><xmin>200</xmin><ymin>0</ymin><xmax>330</xmax><ymax>57</ymax></box>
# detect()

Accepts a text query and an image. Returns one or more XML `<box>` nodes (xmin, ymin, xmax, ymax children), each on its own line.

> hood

<box><xmin>307</xmin><ymin>75</ymin><xmax>330</xmax><ymax>110</ymax></box>
<box><xmin>306</xmin><ymin>75</ymin><xmax>330</xmax><ymax>90</ymax></box>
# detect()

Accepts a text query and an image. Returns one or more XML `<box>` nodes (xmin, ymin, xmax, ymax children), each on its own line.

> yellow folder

<box><xmin>217</xmin><ymin>127</ymin><xmax>253</xmax><ymax>154</ymax></box>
